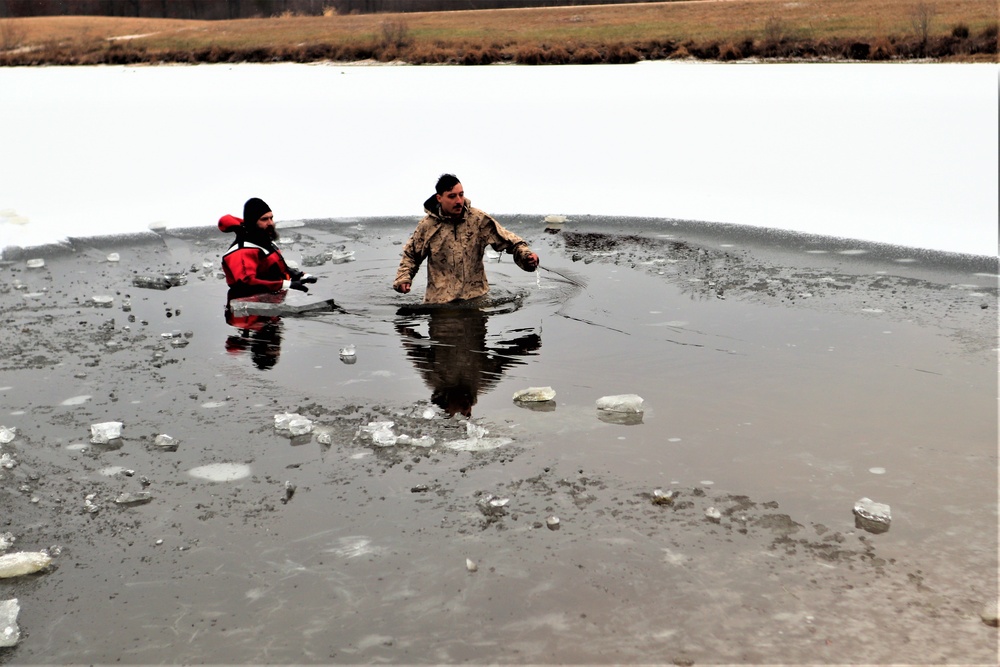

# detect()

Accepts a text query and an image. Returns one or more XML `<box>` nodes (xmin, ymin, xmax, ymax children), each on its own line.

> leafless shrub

<box><xmin>910</xmin><ymin>2</ymin><xmax>937</xmax><ymax>47</ymax></box>
<box><xmin>379</xmin><ymin>18</ymin><xmax>411</xmax><ymax>49</ymax></box>
<box><xmin>762</xmin><ymin>15</ymin><xmax>788</xmax><ymax>44</ymax></box>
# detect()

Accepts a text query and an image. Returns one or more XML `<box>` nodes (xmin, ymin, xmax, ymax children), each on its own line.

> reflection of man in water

<box><xmin>219</xmin><ymin>197</ymin><xmax>318</xmax><ymax>298</ymax></box>
<box><xmin>224</xmin><ymin>303</ymin><xmax>284</xmax><ymax>371</ymax></box>
<box><xmin>393</xmin><ymin>174</ymin><xmax>539</xmax><ymax>304</ymax></box>
<box><xmin>396</xmin><ymin>311</ymin><xmax>541</xmax><ymax>417</ymax></box>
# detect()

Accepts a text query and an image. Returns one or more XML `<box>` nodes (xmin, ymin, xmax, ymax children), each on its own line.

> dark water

<box><xmin>0</xmin><ymin>216</ymin><xmax>996</xmax><ymax>663</ymax></box>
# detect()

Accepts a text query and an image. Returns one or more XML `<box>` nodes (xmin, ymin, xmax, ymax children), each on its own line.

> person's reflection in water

<box><xmin>396</xmin><ymin>310</ymin><xmax>541</xmax><ymax>418</ymax></box>
<box><xmin>224</xmin><ymin>295</ymin><xmax>285</xmax><ymax>371</ymax></box>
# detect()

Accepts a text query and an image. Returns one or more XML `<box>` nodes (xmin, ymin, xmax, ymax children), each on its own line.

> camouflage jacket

<box><xmin>393</xmin><ymin>196</ymin><xmax>536</xmax><ymax>304</ymax></box>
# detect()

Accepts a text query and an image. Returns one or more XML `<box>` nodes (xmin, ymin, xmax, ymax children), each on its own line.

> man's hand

<box><xmin>524</xmin><ymin>253</ymin><xmax>539</xmax><ymax>270</ymax></box>
<box><xmin>394</xmin><ymin>282</ymin><xmax>411</xmax><ymax>294</ymax></box>
<box><xmin>290</xmin><ymin>280</ymin><xmax>310</xmax><ymax>293</ymax></box>
<box><xmin>299</xmin><ymin>274</ymin><xmax>318</xmax><ymax>285</ymax></box>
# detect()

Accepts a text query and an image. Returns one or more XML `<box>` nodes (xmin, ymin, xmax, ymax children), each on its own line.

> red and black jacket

<box><xmin>219</xmin><ymin>215</ymin><xmax>302</xmax><ymax>298</ymax></box>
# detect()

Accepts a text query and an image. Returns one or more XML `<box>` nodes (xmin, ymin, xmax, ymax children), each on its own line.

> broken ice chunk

<box><xmin>512</xmin><ymin>386</ymin><xmax>556</xmax><ymax>402</ymax></box>
<box><xmin>596</xmin><ymin>394</ymin><xmax>644</xmax><ymax>413</ymax></box>
<box><xmin>0</xmin><ymin>598</ymin><xmax>20</xmax><ymax>647</ymax></box>
<box><xmin>0</xmin><ymin>552</ymin><xmax>52</xmax><ymax>578</ymax></box>
<box><xmin>90</xmin><ymin>421</ymin><xmax>123</xmax><ymax>444</ymax></box>
<box><xmin>853</xmin><ymin>497</ymin><xmax>891</xmax><ymax>534</ymax></box>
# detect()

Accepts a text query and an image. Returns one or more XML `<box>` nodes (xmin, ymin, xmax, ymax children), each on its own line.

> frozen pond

<box><xmin>1</xmin><ymin>62</ymin><xmax>997</xmax><ymax>256</ymax></box>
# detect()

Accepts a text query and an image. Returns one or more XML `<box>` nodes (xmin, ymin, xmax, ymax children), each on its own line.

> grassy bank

<box><xmin>1</xmin><ymin>0</ymin><xmax>997</xmax><ymax>65</ymax></box>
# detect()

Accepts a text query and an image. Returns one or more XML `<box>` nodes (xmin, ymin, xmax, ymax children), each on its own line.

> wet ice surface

<box><xmin>0</xmin><ymin>216</ymin><xmax>997</xmax><ymax>663</ymax></box>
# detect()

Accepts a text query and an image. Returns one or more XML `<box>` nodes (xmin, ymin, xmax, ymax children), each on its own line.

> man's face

<box><xmin>256</xmin><ymin>211</ymin><xmax>278</xmax><ymax>241</ymax></box>
<box><xmin>436</xmin><ymin>183</ymin><xmax>465</xmax><ymax>216</ymax></box>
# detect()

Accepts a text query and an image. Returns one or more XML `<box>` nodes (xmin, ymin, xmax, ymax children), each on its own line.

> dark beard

<box><xmin>267</xmin><ymin>226</ymin><xmax>279</xmax><ymax>242</ymax></box>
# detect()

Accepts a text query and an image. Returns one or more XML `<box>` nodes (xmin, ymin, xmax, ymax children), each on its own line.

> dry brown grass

<box><xmin>1</xmin><ymin>0</ymin><xmax>996</xmax><ymax>65</ymax></box>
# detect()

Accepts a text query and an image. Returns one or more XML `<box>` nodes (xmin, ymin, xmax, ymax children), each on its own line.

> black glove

<box><xmin>299</xmin><ymin>274</ymin><xmax>318</xmax><ymax>285</ymax></box>
<box><xmin>290</xmin><ymin>280</ymin><xmax>309</xmax><ymax>293</ymax></box>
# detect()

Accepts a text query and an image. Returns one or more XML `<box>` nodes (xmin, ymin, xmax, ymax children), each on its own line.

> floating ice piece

<box><xmin>339</xmin><ymin>345</ymin><xmax>357</xmax><ymax>364</ymax></box>
<box><xmin>288</xmin><ymin>417</ymin><xmax>313</xmax><ymax>436</ymax></box>
<box><xmin>0</xmin><ymin>426</ymin><xmax>15</xmax><ymax>444</ymax></box>
<box><xmin>705</xmin><ymin>507</ymin><xmax>722</xmax><ymax>522</ymax></box>
<box><xmin>0</xmin><ymin>552</ymin><xmax>52</xmax><ymax>578</ymax></box>
<box><xmin>114</xmin><ymin>491</ymin><xmax>153</xmax><ymax>506</ymax></box>
<box><xmin>92</xmin><ymin>295</ymin><xmax>114</xmax><ymax>307</ymax></box>
<box><xmin>853</xmin><ymin>497</ymin><xmax>891</xmax><ymax>534</ymax></box>
<box><xmin>106</xmin><ymin>252</ymin><xmax>120</xmax><ymax>262</ymax></box>
<box><xmin>465</xmin><ymin>558</ymin><xmax>478</xmax><ymax>572</ymax></box>
<box><xmin>652</xmin><ymin>489</ymin><xmax>675</xmax><ymax>505</ymax></box>
<box><xmin>132</xmin><ymin>275</ymin><xmax>172</xmax><ymax>290</ymax></box>
<box><xmin>59</xmin><ymin>395</ymin><xmax>91</xmax><ymax>406</ymax></box>
<box><xmin>980</xmin><ymin>599</ymin><xmax>999</xmax><ymax>627</ymax></box>
<box><xmin>543</xmin><ymin>215</ymin><xmax>568</xmax><ymax>224</ymax></box>
<box><xmin>0</xmin><ymin>598</ymin><xmax>20</xmax><ymax>647</ymax></box>
<box><xmin>407</xmin><ymin>435</ymin><xmax>435</xmax><ymax>448</ymax></box>
<box><xmin>274</xmin><ymin>413</ymin><xmax>307</xmax><ymax>431</ymax></box>
<box><xmin>596</xmin><ymin>394</ymin><xmax>644</xmax><ymax>414</ymax></box>
<box><xmin>1</xmin><ymin>453</ymin><xmax>17</xmax><ymax>470</ymax></box>
<box><xmin>476</xmin><ymin>494</ymin><xmax>509</xmax><ymax>517</ymax></box>
<box><xmin>187</xmin><ymin>463</ymin><xmax>252</xmax><ymax>482</ymax></box>
<box><xmin>148</xmin><ymin>221</ymin><xmax>167</xmax><ymax>232</ymax></box>
<box><xmin>359</xmin><ymin>421</ymin><xmax>397</xmax><ymax>447</ymax></box>
<box><xmin>90</xmin><ymin>421</ymin><xmax>123</xmax><ymax>444</ymax></box>
<box><xmin>546</xmin><ymin>516</ymin><xmax>561</xmax><ymax>530</ymax></box>
<box><xmin>327</xmin><ymin>249</ymin><xmax>355</xmax><ymax>264</ymax></box>
<box><xmin>25</xmin><ymin>258</ymin><xmax>44</xmax><ymax>269</ymax></box>
<box><xmin>0</xmin><ymin>533</ymin><xmax>14</xmax><ymax>554</ymax></box>
<box><xmin>153</xmin><ymin>434</ymin><xmax>178</xmax><ymax>451</ymax></box>
<box><xmin>512</xmin><ymin>386</ymin><xmax>556</xmax><ymax>402</ymax></box>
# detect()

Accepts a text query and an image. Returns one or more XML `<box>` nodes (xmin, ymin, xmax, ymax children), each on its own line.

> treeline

<box><xmin>0</xmin><ymin>0</ymin><xmax>664</xmax><ymax>19</ymax></box>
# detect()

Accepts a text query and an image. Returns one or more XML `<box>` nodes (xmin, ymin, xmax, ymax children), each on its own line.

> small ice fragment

<box><xmin>0</xmin><ymin>533</ymin><xmax>14</xmax><ymax>553</ymax></box>
<box><xmin>274</xmin><ymin>413</ymin><xmax>306</xmax><ymax>430</ymax></box>
<box><xmin>596</xmin><ymin>394</ymin><xmax>644</xmax><ymax>414</ymax></box>
<box><xmin>114</xmin><ymin>491</ymin><xmax>153</xmax><ymax>506</ymax></box>
<box><xmin>339</xmin><ymin>345</ymin><xmax>357</xmax><ymax>364</ymax></box>
<box><xmin>476</xmin><ymin>494</ymin><xmax>509</xmax><ymax>516</ymax></box>
<box><xmin>868</xmin><ymin>467</ymin><xmax>886</xmax><ymax>475</ymax></box>
<box><xmin>153</xmin><ymin>434</ymin><xmax>178</xmax><ymax>451</ymax></box>
<box><xmin>92</xmin><ymin>295</ymin><xmax>114</xmax><ymax>307</ymax></box>
<box><xmin>106</xmin><ymin>253</ymin><xmax>120</xmax><ymax>262</ymax></box>
<box><xmin>980</xmin><ymin>599</ymin><xmax>999</xmax><ymax>627</ymax></box>
<box><xmin>465</xmin><ymin>558</ymin><xmax>478</xmax><ymax>572</ymax></box>
<box><xmin>131</xmin><ymin>275</ymin><xmax>172</xmax><ymax>290</ymax></box>
<box><xmin>0</xmin><ymin>552</ymin><xmax>52</xmax><ymax>578</ymax></box>
<box><xmin>512</xmin><ymin>386</ymin><xmax>556</xmax><ymax>402</ymax></box>
<box><xmin>316</xmin><ymin>432</ymin><xmax>333</xmax><ymax>445</ymax></box>
<box><xmin>25</xmin><ymin>258</ymin><xmax>45</xmax><ymax>269</ymax></box>
<box><xmin>187</xmin><ymin>463</ymin><xmax>252</xmax><ymax>482</ymax></box>
<box><xmin>59</xmin><ymin>395</ymin><xmax>91</xmax><ymax>406</ymax></box>
<box><xmin>652</xmin><ymin>489</ymin><xmax>675</xmax><ymax>505</ymax></box>
<box><xmin>543</xmin><ymin>215</ymin><xmax>567</xmax><ymax>224</ymax></box>
<box><xmin>0</xmin><ymin>426</ymin><xmax>15</xmax><ymax>444</ymax></box>
<box><xmin>0</xmin><ymin>598</ymin><xmax>20</xmax><ymax>647</ymax></box>
<box><xmin>546</xmin><ymin>516</ymin><xmax>561</xmax><ymax>530</ymax></box>
<box><xmin>148</xmin><ymin>221</ymin><xmax>167</xmax><ymax>232</ymax></box>
<box><xmin>327</xmin><ymin>249</ymin><xmax>355</xmax><ymax>264</ymax></box>
<box><xmin>853</xmin><ymin>497</ymin><xmax>891</xmax><ymax>534</ymax></box>
<box><xmin>288</xmin><ymin>417</ymin><xmax>313</xmax><ymax>436</ymax></box>
<box><xmin>90</xmin><ymin>421</ymin><xmax>123</xmax><ymax>444</ymax></box>
<box><xmin>281</xmin><ymin>481</ymin><xmax>296</xmax><ymax>504</ymax></box>
<box><xmin>705</xmin><ymin>507</ymin><xmax>722</xmax><ymax>522</ymax></box>
<box><xmin>371</xmin><ymin>428</ymin><xmax>397</xmax><ymax>447</ymax></box>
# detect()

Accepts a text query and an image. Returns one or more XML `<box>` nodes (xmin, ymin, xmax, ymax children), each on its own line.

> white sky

<box><xmin>1</xmin><ymin>61</ymin><xmax>997</xmax><ymax>255</ymax></box>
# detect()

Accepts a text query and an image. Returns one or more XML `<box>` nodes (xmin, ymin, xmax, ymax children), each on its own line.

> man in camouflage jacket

<box><xmin>393</xmin><ymin>174</ymin><xmax>539</xmax><ymax>304</ymax></box>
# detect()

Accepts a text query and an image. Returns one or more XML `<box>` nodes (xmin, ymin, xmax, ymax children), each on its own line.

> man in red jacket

<box><xmin>219</xmin><ymin>197</ymin><xmax>318</xmax><ymax>298</ymax></box>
